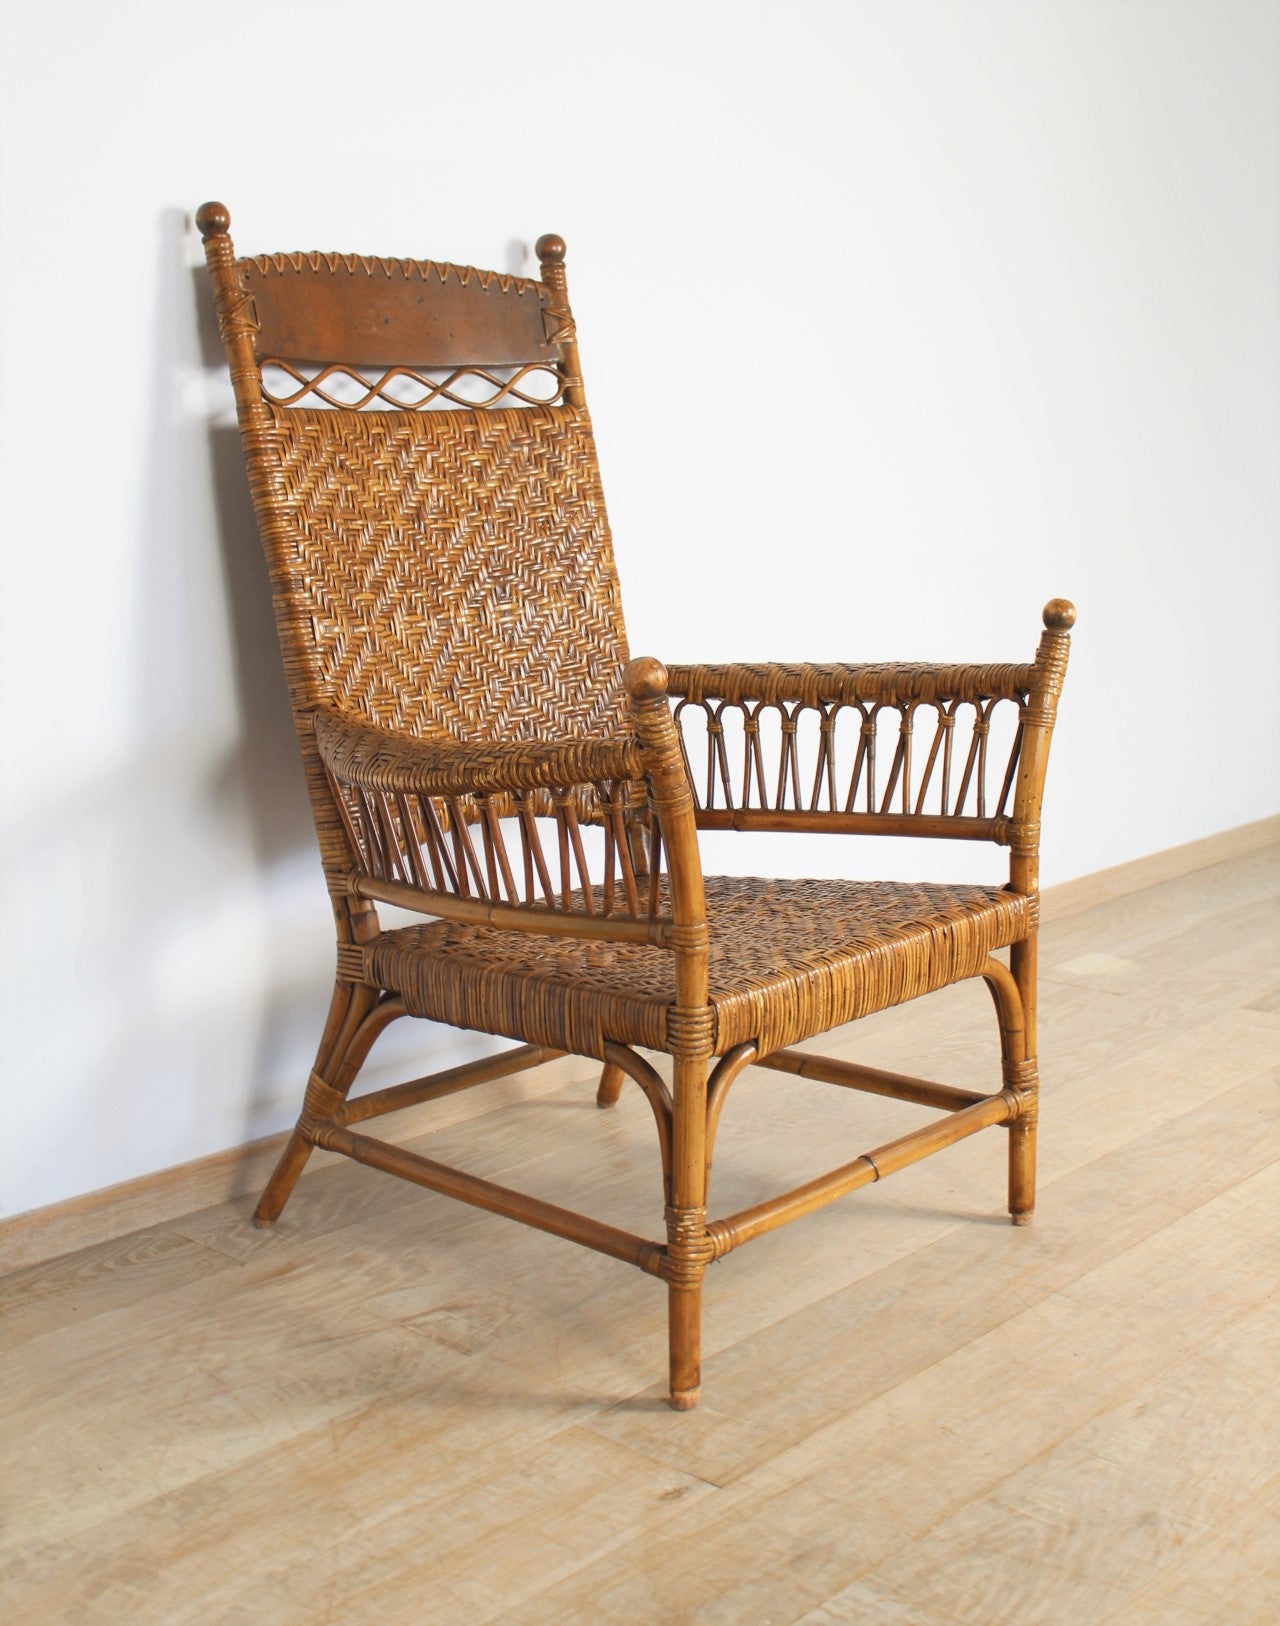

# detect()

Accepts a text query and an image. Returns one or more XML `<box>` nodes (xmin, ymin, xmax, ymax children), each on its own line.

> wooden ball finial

<box><xmin>195</xmin><ymin>201</ymin><xmax>231</xmax><ymax>240</ymax></box>
<box><xmin>1042</xmin><ymin>599</ymin><xmax>1076</xmax><ymax>631</ymax></box>
<box><xmin>535</xmin><ymin>233</ymin><xmax>566</xmax><ymax>264</ymax></box>
<box><xmin>625</xmin><ymin>656</ymin><xmax>669</xmax><ymax>702</ymax></box>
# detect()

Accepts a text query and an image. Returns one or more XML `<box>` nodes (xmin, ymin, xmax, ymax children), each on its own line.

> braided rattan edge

<box><xmin>314</xmin><ymin>709</ymin><xmax>645</xmax><ymax>798</ymax></box>
<box><xmin>666</xmin><ymin>660</ymin><xmax>1037</xmax><ymax>707</ymax></box>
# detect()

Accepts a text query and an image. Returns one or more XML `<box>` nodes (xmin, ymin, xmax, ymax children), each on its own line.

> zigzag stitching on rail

<box><xmin>240</xmin><ymin>251</ymin><xmax>542</xmax><ymax>295</ymax></box>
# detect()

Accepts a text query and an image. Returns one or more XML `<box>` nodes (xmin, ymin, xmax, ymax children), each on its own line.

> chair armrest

<box><xmin>314</xmin><ymin>709</ymin><xmax>644</xmax><ymax>798</ymax></box>
<box><xmin>666</xmin><ymin>661</ymin><xmax>1036</xmax><ymax>708</ymax></box>
<box><xmin>665</xmin><ymin>602</ymin><xmax>1075</xmax><ymax>848</ymax></box>
<box><xmin>311</xmin><ymin>668</ymin><xmax>707</xmax><ymax>953</ymax></box>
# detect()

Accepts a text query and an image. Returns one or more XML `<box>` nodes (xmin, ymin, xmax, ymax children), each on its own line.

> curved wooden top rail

<box><xmin>196</xmin><ymin>200</ymin><xmax>565</xmax><ymax>370</ymax></box>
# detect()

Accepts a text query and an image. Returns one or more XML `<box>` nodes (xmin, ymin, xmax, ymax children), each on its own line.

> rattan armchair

<box><xmin>197</xmin><ymin>203</ymin><xmax>1074</xmax><ymax>1409</ymax></box>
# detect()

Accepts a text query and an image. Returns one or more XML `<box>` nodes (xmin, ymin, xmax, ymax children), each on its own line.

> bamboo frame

<box><xmin>197</xmin><ymin>199</ymin><xmax>1074</xmax><ymax>1409</ymax></box>
<box><xmin>339</xmin><ymin>1044</ymin><xmax>564</xmax><ymax>1126</ymax></box>
<box><xmin>706</xmin><ymin>1091</ymin><xmax>1019</xmax><ymax>1256</ymax></box>
<box><xmin>310</xmin><ymin>1123</ymin><xmax>664</xmax><ymax>1275</ymax></box>
<box><xmin>755</xmin><ymin>1048</ymin><xmax>988</xmax><ymax>1112</ymax></box>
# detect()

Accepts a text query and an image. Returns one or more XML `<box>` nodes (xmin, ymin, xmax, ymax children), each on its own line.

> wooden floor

<box><xmin>3</xmin><ymin>846</ymin><xmax>1277</xmax><ymax>1623</ymax></box>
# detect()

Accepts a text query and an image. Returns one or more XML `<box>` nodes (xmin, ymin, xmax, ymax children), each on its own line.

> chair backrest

<box><xmin>196</xmin><ymin>205</ymin><xmax>631</xmax><ymax>754</ymax></box>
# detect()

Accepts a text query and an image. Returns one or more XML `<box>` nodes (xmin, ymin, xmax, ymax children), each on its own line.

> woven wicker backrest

<box><xmin>265</xmin><ymin>403</ymin><xmax>629</xmax><ymax>742</ymax></box>
<box><xmin>205</xmin><ymin>222</ymin><xmax>630</xmax><ymax>747</ymax></box>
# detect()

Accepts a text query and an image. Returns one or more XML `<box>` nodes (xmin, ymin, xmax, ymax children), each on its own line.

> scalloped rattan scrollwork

<box><xmin>674</xmin><ymin>691</ymin><xmax>1028</xmax><ymax>834</ymax></box>
<box><xmin>328</xmin><ymin>773</ymin><xmax>662</xmax><ymax>929</ymax></box>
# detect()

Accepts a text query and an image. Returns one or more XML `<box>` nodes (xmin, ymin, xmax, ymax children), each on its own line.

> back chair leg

<box><xmin>253</xmin><ymin>978</ymin><xmax>384</xmax><ymax>1227</ymax></box>
<box><xmin>596</xmin><ymin>1062</ymin><xmax>625</xmax><ymax>1108</ymax></box>
<box><xmin>253</xmin><ymin>1127</ymin><xmax>314</xmax><ymax>1228</ymax></box>
<box><xmin>982</xmin><ymin>950</ymin><xmax>1039</xmax><ymax>1227</ymax></box>
<box><xmin>1006</xmin><ymin>937</ymin><xmax>1040</xmax><ymax>1227</ymax></box>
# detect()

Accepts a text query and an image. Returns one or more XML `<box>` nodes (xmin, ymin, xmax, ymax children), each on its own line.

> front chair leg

<box><xmin>665</xmin><ymin>1201</ymin><xmax>711</xmax><ymax>1409</ymax></box>
<box><xmin>982</xmin><ymin>952</ymin><xmax>1039</xmax><ymax>1227</ymax></box>
<box><xmin>667</xmin><ymin>1278</ymin><xmax>703</xmax><ymax>1409</ymax></box>
<box><xmin>1007</xmin><ymin>1086</ymin><xmax>1038</xmax><ymax>1226</ymax></box>
<box><xmin>664</xmin><ymin>1045</ymin><xmax>712</xmax><ymax>1408</ymax></box>
<box><xmin>1005</xmin><ymin>936</ymin><xmax>1040</xmax><ymax>1227</ymax></box>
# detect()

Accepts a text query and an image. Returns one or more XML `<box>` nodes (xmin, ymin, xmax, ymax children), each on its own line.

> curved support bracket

<box><xmin>332</xmin><ymin>993</ymin><xmax>407</xmax><ymax>1093</ymax></box>
<box><xmin>705</xmin><ymin>1042</ymin><xmax>760</xmax><ymax>1171</ymax></box>
<box><xmin>602</xmin><ymin>1041</ymin><xmax>675</xmax><ymax>1197</ymax></box>
<box><xmin>980</xmin><ymin>956</ymin><xmax>1026</xmax><ymax>1066</ymax></box>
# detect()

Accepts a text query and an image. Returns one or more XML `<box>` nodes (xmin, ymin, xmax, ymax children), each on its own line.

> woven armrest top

<box><xmin>313</xmin><ymin>709</ymin><xmax>644</xmax><ymax>797</ymax></box>
<box><xmin>666</xmin><ymin>661</ymin><xmax>1037</xmax><ymax>708</ymax></box>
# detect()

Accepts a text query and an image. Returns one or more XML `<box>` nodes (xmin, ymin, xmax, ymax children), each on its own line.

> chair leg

<box><xmin>254</xmin><ymin>1126</ymin><xmax>316</xmax><ymax>1228</ymax></box>
<box><xmin>1006</xmin><ymin>937</ymin><xmax>1040</xmax><ymax>1228</ymax></box>
<box><xmin>253</xmin><ymin>978</ymin><xmax>384</xmax><ymax>1227</ymax></box>
<box><xmin>667</xmin><ymin>1281</ymin><xmax>703</xmax><ymax>1410</ymax></box>
<box><xmin>596</xmin><ymin>1062</ymin><xmax>625</xmax><ymax>1107</ymax></box>
<box><xmin>665</xmin><ymin>1053</ymin><xmax>711</xmax><ymax>1409</ymax></box>
<box><xmin>1008</xmin><ymin>1110</ymin><xmax>1037</xmax><ymax>1226</ymax></box>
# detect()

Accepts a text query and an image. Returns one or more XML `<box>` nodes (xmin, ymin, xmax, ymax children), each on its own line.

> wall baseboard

<box><xmin>1039</xmin><ymin>813</ymin><xmax>1278</xmax><ymax>921</ymax></box>
<box><xmin>4</xmin><ymin>814</ymin><xmax>1276</xmax><ymax>1277</ymax></box>
<box><xmin>0</xmin><ymin>1053</ymin><xmax>596</xmax><ymax>1275</ymax></box>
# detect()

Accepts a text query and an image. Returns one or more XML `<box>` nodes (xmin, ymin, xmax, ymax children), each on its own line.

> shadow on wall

<box><xmin>1</xmin><ymin>209</ymin><xmax>344</xmax><ymax>1218</ymax></box>
<box><xmin>181</xmin><ymin>208</ymin><xmax>342</xmax><ymax>1162</ymax></box>
<box><xmin>184</xmin><ymin>208</ymin><xmax>496</xmax><ymax>1184</ymax></box>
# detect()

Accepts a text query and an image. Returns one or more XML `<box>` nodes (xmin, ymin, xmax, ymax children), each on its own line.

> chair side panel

<box><xmin>260</xmin><ymin>402</ymin><xmax>631</xmax><ymax>742</ymax></box>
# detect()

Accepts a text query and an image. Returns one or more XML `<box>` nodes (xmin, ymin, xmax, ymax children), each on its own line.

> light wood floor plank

<box><xmin>0</xmin><ymin>845</ymin><xmax>1274</xmax><ymax>1622</ymax></box>
<box><xmin>580</xmin><ymin>1069</ymin><xmax>1278</xmax><ymax>1484</ymax></box>
<box><xmin>0</xmin><ymin>1227</ymin><xmax>239</xmax><ymax>1354</ymax></box>
<box><xmin>1101</xmin><ymin>1482</ymin><xmax>1280</xmax><ymax>1626</ymax></box>
<box><xmin>506</xmin><ymin>1163</ymin><xmax>1279</xmax><ymax>1626</ymax></box>
<box><xmin>796</xmin><ymin>1294</ymin><xmax>1280</xmax><ymax>1626</ymax></box>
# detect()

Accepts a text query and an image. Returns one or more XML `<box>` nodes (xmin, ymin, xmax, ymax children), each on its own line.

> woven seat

<box><xmin>198</xmin><ymin>202</ymin><xmax>1074</xmax><ymax>1409</ymax></box>
<box><xmin>373</xmin><ymin>878</ymin><xmax>1034</xmax><ymax>1059</ymax></box>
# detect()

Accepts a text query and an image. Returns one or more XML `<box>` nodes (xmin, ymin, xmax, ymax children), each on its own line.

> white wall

<box><xmin>1</xmin><ymin>0</ymin><xmax>1276</xmax><ymax>1219</ymax></box>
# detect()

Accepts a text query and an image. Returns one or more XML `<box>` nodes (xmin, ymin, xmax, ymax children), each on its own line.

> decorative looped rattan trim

<box><xmin>1002</xmin><ymin>1060</ymin><xmax>1039</xmax><ymax>1123</ymax></box>
<box><xmin>661</xmin><ymin>1205</ymin><xmax>715</xmax><ymax>1287</ymax></box>
<box><xmin>215</xmin><ymin>286</ymin><xmax>260</xmax><ymax>344</ymax></box>
<box><xmin>1005</xmin><ymin>820</ymin><xmax>1041</xmax><ymax>857</ymax></box>
<box><xmin>1009</xmin><ymin>1090</ymin><xmax>1038</xmax><ymax>1126</ymax></box>
<box><xmin>1034</xmin><ymin>628</ymin><xmax>1071</xmax><ymax>697</ymax></box>
<box><xmin>1022</xmin><ymin>695</ymin><xmax>1060</xmax><ymax>727</ymax></box>
<box><xmin>542</xmin><ymin>300</ymin><xmax>576</xmax><ymax>345</ymax></box>
<box><xmin>335</xmin><ymin>944</ymin><xmax>371</xmax><ymax>985</ymax></box>
<box><xmin>665</xmin><ymin>1005</ymin><xmax>715</xmax><ymax>1058</ymax></box>
<box><xmin>302</xmin><ymin>1071</ymin><xmax>346</xmax><ymax>1127</ymax></box>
